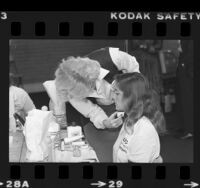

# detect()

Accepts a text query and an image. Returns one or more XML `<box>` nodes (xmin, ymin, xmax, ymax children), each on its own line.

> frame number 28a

<box><xmin>6</xmin><ymin>180</ymin><xmax>29</xmax><ymax>188</ymax></box>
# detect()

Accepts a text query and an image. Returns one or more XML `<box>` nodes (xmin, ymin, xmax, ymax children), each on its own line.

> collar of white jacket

<box><xmin>98</xmin><ymin>67</ymin><xmax>109</xmax><ymax>80</ymax></box>
<box><xmin>88</xmin><ymin>68</ymin><xmax>110</xmax><ymax>99</ymax></box>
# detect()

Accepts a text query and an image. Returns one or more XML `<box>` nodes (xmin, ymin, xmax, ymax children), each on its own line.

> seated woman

<box><xmin>112</xmin><ymin>72</ymin><xmax>166</xmax><ymax>163</ymax></box>
<box><xmin>9</xmin><ymin>73</ymin><xmax>36</xmax><ymax>133</ymax></box>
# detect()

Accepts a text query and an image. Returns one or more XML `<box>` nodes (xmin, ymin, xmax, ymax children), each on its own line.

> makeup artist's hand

<box><xmin>103</xmin><ymin>112</ymin><xmax>123</xmax><ymax>129</ymax></box>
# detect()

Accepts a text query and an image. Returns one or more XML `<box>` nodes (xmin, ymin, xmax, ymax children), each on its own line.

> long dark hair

<box><xmin>114</xmin><ymin>72</ymin><xmax>166</xmax><ymax>135</ymax></box>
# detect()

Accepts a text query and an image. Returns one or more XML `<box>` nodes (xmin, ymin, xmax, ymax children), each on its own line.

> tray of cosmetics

<box><xmin>51</xmin><ymin>126</ymin><xmax>99</xmax><ymax>162</ymax></box>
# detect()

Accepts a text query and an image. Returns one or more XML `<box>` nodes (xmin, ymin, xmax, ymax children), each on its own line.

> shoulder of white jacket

<box><xmin>109</xmin><ymin>47</ymin><xmax>120</xmax><ymax>55</ymax></box>
<box><xmin>10</xmin><ymin>85</ymin><xmax>26</xmax><ymax>94</ymax></box>
<box><xmin>43</xmin><ymin>80</ymin><xmax>55</xmax><ymax>85</ymax></box>
<box><xmin>134</xmin><ymin>116</ymin><xmax>155</xmax><ymax>131</ymax></box>
<box><xmin>109</xmin><ymin>47</ymin><xmax>119</xmax><ymax>50</ymax></box>
<box><xmin>139</xmin><ymin>116</ymin><xmax>153</xmax><ymax>125</ymax></box>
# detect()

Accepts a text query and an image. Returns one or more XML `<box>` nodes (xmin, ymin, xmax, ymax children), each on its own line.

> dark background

<box><xmin>10</xmin><ymin>39</ymin><xmax>179</xmax><ymax>93</ymax></box>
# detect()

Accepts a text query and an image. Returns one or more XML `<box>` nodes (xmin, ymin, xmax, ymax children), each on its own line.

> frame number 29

<box><xmin>108</xmin><ymin>180</ymin><xmax>123</xmax><ymax>188</ymax></box>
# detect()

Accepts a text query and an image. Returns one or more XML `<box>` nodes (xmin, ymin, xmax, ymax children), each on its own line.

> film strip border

<box><xmin>10</xmin><ymin>21</ymin><xmax>192</xmax><ymax>37</ymax></box>
<box><xmin>1</xmin><ymin>11</ymin><xmax>200</xmax><ymax>187</ymax></box>
<box><xmin>2</xmin><ymin>11</ymin><xmax>198</xmax><ymax>38</ymax></box>
<box><xmin>6</xmin><ymin>164</ymin><xmax>198</xmax><ymax>188</ymax></box>
<box><xmin>9</xmin><ymin>164</ymin><xmax>191</xmax><ymax>180</ymax></box>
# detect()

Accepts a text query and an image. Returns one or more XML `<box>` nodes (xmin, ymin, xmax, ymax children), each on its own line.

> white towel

<box><xmin>24</xmin><ymin>109</ymin><xmax>54</xmax><ymax>161</ymax></box>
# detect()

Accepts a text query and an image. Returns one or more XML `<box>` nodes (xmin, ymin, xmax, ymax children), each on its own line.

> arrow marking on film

<box><xmin>0</xmin><ymin>182</ymin><xmax>4</xmax><ymax>186</ymax></box>
<box><xmin>184</xmin><ymin>181</ymin><xmax>199</xmax><ymax>188</ymax></box>
<box><xmin>90</xmin><ymin>181</ymin><xmax>106</xmax><ymax>187</ymax></box>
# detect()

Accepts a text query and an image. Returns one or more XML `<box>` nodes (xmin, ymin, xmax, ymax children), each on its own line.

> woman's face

<box><xmin>111</xmin><ymin>81</ymin><xmax>125</xmax><ymax>111</ymax></box>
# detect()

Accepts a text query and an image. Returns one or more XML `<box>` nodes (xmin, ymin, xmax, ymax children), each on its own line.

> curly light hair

<box><xmin>55</xmin><ymin>56</ymin><xmax>101</xmax><ymax>101</ymax></box>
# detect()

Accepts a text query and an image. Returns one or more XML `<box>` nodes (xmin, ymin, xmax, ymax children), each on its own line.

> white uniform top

<box><xmin>68</xmin><ymin>48</ymin><xmax>140</xmax><ymax>129</ymax></box>
<box><xmin>9</xmin><ymin>86</ymin><xmax>36</xmax><ymax>132</ymax></box>
<box><xmin>113</xmin><ymin>116</ymin><xmax>160</xmax><ymax>163</ymax></box>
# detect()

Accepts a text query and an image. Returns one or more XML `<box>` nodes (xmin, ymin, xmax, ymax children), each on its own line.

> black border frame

<box><xmin>0</xmin><ymin>11</ymin><xmax>199</xmax><ymax>188</ymax></box>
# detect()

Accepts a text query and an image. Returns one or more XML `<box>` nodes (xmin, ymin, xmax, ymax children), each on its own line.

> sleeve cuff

<box><xmin>91</xmin><ymin>114</ymin><xmax>108</xmax><ymax>129</ymax></box>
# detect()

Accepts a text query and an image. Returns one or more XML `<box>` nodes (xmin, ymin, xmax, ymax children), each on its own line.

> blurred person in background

<box><xmin>9</xmin><ymin>73</ymin><xmax>36</xmax><ymax>133</ymax></box>
<box><xmin>175</xmin><ymin>40</ymin><xmax>193</xmax><ymax>139</ymax></box>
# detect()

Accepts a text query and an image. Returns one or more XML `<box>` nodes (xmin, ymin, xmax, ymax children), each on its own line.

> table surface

<box><xmin>83</xmin><ymin>123</ymin><xmax>120</xmax><ymax>162</ymax></box>
<box><xmin>9</xmin><ymin>124</ymin><xmax>120</xmax><ymax>163</ymax></box>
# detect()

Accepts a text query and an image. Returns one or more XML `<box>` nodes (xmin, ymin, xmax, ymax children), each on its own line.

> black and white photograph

<box><xmin>9</xmin><ymin>39</ymin><xmax>193</xmax><ymax>163</ymax></box>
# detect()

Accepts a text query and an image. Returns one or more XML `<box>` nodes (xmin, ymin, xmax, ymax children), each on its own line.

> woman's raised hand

<box><xmin>103</xmin><ymin>112</ymin><xmax>123</xmax><ymax>129</ymax></box>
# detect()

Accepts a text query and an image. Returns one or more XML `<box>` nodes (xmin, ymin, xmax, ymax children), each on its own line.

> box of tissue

<box><xmin>67</xmin><ymin>126</ymin><xmax>82</xmax><ymax>138</ymax></box>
